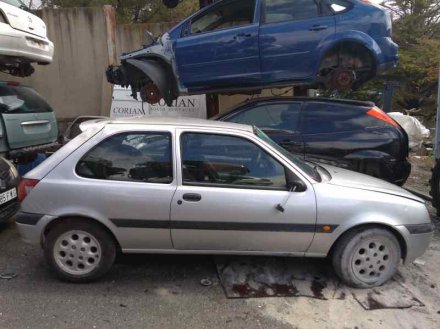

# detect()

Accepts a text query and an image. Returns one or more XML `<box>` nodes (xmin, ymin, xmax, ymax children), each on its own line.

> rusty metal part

<box><xmin>327</xmin><ymin>68</ymin><xmax>356</xmax><ymax>90</ymax></box>
<box><xmin>126</xmin><ymin>59</ymin><xmax>175</xmax><ymax>106</ymax></box>
<box><xmin>140</xmin><ymin>83</ymin><xmax>162</xmax><ymax>104</ymax></box>
<box><xmin>0</xmin><ymin>63</ymin><xmax>35</xmax><ymax>77</ymax></box>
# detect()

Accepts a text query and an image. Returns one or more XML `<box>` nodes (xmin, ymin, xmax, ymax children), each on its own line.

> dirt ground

<box><xmin>405</xmin><ymin>154</ymin><xmax>435</xmax><ymax>197</ymax></box>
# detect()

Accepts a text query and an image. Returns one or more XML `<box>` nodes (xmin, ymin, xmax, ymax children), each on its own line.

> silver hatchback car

<box><xmin>16</xmin><ymin>118</ymin><xmax>433</xmax><ymax>287</ymax></box>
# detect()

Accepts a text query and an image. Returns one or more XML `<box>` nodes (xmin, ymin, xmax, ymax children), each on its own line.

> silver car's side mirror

<box><xmin>286</xmin><ymin>170</ymin><xmax>307</xmax><ymax>193</ymax></box>
<box><xmin>276</xmin><ymin>171</ymin><xmax>307</xmax><ymax>212</ymax></box>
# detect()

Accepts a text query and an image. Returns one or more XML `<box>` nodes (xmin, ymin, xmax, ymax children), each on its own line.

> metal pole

<box><xmin>435</xmin><ymin>65</ymin><xmax>440</xmax><ymax>160</ymax></box>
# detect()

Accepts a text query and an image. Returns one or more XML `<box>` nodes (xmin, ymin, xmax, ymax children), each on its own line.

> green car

<box><xmin>0</xmin><ymin>82</ymin><xmax>58</xmax><ymax>164</ymax></box>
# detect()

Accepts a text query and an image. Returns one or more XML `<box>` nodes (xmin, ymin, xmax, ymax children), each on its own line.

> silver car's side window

<box><xmin>76</xmin><ymin>132</ymin><xmax>173</xmax><ymax>184</ymax></box>
<box><xmin>180</xmin><ymin>133</ymin><xmax>287</xmax><ymax>190</ymax></box>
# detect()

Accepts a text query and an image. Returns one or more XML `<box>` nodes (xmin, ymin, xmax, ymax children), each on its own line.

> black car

<box><xmin>0</xmin><ymin>157</ymin><xmax>19</xmax><ymax>222</ymax></box>
<box><xmin>215</xmin><ymin>98</ymin><xmax>410</xmax><ymax>185</ymax></box>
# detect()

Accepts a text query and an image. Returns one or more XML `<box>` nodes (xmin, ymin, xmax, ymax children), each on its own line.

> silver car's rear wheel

<box><xmin>332</xmin><ymin>227</ymin><xmax>401</xmax><ymax>288</ymax></box>
<box><xmin>53</xmin><ymin>230</ymin><xmax>102</xmax><ymax>276</ymax></box>
<box><xmin>44</xmin><ymin>219</ymin><xmax>116</xmax><ymax>282</ymax></box>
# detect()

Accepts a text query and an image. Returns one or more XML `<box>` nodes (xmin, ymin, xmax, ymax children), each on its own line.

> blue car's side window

<box><xmin>263</xmin><ymin>0</ymin><xmax>321</xmax><ymax>24</ymax></box>
<box><xmin>190</xmin><ymin>0</ymin><xmax>256</xmax><ymax>35</ymax></box>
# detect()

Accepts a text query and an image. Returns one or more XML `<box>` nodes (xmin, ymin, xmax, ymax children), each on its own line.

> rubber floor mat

<box><xmin>215</xmin><ymin>256</ymin><xmax>424</xmax><ymax>310</ymax></box>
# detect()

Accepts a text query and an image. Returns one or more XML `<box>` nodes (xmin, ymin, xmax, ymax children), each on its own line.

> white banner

<box><xmin>110</xmin><ymin>86</ymin><xmax>206</xmax><ymax>119</ymax></box>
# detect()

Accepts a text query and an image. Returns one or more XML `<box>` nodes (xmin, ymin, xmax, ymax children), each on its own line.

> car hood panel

<box><xmin>320</xmin><ymin>164</ymin><xmax>423</xmax><ymax>203</ymax></box>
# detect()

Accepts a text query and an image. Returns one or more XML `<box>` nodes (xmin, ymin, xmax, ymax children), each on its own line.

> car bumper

<box><xmin>0</xmin><ymin>23</ymin><xmax>54</xmax><ymax>64</ymax></box>
<box><xmin>395</xmin><ymin>223</ymin><xmax>434</xmax><ymax>264</ymax></box>
<box><xmin>377</xmin><ymin>61</ymin><xmax>397</xmax><ymax>75</ymax></box>
<box><xmin>9</xmin><ymin>141</ymin><xmax>60</xmax><ymax>158</ymax></box>
<box><xmin>15</xmin><ymin>211</ymin><xmax>54</xmax><ymax>245</ymax></box>
<box><xmin>0</xmin><ymin>200</ymin><xmax>19</xmax><ymax>222</ymax></box>
<box><xmin>375</xmin><ymin>37</ymin><xmax>399</xmax><ymax>74</ymax></box>
<box><xmin>382</xmin><ymin>159</ymin><xmax>411</xmax><ymax>186</ymax></box>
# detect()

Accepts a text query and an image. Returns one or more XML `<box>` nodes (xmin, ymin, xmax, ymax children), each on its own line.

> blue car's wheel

<box><xmin>320</xmin><ymin>42</ymin><xmax>375</xmax><ymax>90</ymax></box>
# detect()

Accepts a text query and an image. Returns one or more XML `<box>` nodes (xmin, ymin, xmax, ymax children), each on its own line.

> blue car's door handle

<box><xmin>233</xmin><ymin>33</ymin><xmax>252</xmax><ymax>40</ymax></box>
<box><xmin>309</xmin><ymin>25</ymin><xmax>328</xmax><ymax>31</ymax></box>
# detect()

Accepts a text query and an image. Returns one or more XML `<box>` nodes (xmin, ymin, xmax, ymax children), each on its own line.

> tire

<box><xmin>429</xmin><ymin>160</ymin><xmax>440</xmax><ymax>216</ymax></box>
<box><xmin>332</xmin><ymin>227</ymin><xmax>401</xmax><ymax>288</ymax></box>
<box><xmin>44</xmin><ymin>219</ymin><xmax>116</xmax><ymax>283</ymax></box>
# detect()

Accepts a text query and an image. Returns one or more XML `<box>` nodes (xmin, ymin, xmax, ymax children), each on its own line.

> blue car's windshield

<box><xmin>254</xmin><ymin>127</ymin><xmax>321</xmax><ymax>182</ymax></box>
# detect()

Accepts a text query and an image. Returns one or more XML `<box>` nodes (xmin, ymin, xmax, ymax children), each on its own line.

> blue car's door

<box><xmin>175</xmin><ymin>0</ymin><xmax>260</xmax><ymax>90</ymax></box>
<box><xmin>259</xmin><ymin>0</ymin><xmax>335</xmax><ymax>82</ymax></box>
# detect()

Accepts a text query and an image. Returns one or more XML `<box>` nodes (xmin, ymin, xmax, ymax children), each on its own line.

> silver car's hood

<box><xmin>319</xmin><ymin>164</ymin><xmax>423</xmax><ymax>203</ymax></box>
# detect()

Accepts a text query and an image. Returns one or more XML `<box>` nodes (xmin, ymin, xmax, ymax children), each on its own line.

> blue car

<box><xmin>106</xmin><ymin>0</ymin><xmax>398</xmax><ymax>105</ymax></box>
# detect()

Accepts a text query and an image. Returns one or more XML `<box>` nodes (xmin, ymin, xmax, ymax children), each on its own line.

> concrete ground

<box><xmin>0</xmin><ymin>156</ymin><xmax>439</xmax><ymax>329</ymax></box>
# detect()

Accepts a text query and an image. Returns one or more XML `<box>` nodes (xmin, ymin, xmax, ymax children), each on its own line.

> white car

<box><xmin>0</xmin><ymin>0</ymin><xmax>54</xmax><ymax>77</ymax></box>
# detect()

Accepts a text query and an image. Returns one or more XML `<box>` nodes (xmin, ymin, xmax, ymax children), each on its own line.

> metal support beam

<box><xmin>435</xmin><ymin>66</ymin><xmax>440</xmax><ymax>160</ymax></box>
<box><xmin>200</xmin><ymin>0</ymin><xmax>218</xmax><ymax>117</ymax></box>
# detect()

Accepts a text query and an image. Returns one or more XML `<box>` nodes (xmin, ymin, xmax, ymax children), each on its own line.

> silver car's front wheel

<box><xmin>332</xmin><ymin>227</ymin><xmax>401</xmax><ymax>288</ymax></box>
<box><xmin>44</xmin><ymin>219</ymin><xmax>116</xmax><ymax>282</ymax></box>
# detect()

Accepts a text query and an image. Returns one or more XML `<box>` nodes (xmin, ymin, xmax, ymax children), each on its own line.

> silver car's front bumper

<box><xmin>395</xmin><ymin>224</ymin><xmax>434</xmax><ymax>264</ymax></box>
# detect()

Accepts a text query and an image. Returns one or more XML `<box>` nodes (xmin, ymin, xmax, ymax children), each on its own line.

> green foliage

<box><xmin>41</xmin><ymin>0</ymin><xmax>199</xmax><ymax>23</ymax></box>
<box><xmin>384</xmin><ymin>0</ymin><xmax>440</xmax><ymax>118</ymax></box>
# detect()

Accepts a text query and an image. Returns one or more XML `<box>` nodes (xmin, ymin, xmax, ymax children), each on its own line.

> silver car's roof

<box><xmin>108</xmin><ymin>116</ymin><xmax>254</xmax><ymax>132</ymax></box>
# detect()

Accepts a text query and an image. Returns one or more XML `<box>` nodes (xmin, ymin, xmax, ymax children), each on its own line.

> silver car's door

<box><xmin>170</xmin><ymin>129</ymin><xmax>317</xmax><ymax>253</ymax></box>
<box><xmin>74</xmin><ymin>130</ymin><xmax>176</xmax><ymax>250</ymax></box>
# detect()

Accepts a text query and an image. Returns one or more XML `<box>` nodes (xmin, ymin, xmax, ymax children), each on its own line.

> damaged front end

<box><xmin>106</xmin><ymin>34</ymin><xmax>178</xmax><ymax>106</ymax></box>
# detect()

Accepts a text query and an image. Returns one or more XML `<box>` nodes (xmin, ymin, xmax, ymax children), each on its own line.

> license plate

<box><xmin>28</xmin><ymin>39</ymin><xmax>46</xmax><ymax>49</ymax></box>
<box><xmin>0</xmin><ymin>188</ymin><xmax>17</xmax><ymax>205</ymax></box>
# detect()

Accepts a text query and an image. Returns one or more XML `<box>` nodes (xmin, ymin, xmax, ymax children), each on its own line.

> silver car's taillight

<box><xmin>18</xmin><ymin>178</ymin><xmax>39</xmax><ymax>202</ymax></box>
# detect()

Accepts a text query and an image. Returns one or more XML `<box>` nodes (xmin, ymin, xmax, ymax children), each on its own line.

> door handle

<box><xmin>20</xmin><ymin>120</ymin><xmax>50</xmax><ymax>126</ymax></box>
<box><xmin>233</xmin><ymin>33</ymin><xmax>252</xmax><ymax>40</ymax></box>
<box><xmin>182</xmin><ymin>193</ymin><xmax>202</xmax><ymax>202</ymax></box>
<box><xmin>281</xmin><ymin>140</ymin><xmax>302</xmax><ymax>146</ymax></box>
<box><xmin>309</xmin><ymin>25</ymin><xmax>328</xmax><ymax>31</ymax></box>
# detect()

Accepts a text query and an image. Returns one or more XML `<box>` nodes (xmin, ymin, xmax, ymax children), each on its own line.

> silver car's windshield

<box><xmin>254</xmin><ymin>127</ymin><xmax>321</xmax><ymax>182</ymax></box>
